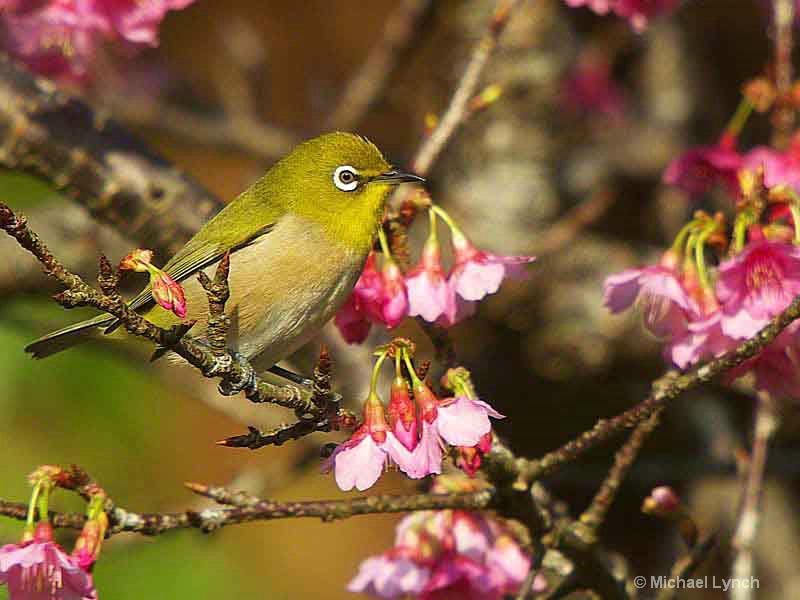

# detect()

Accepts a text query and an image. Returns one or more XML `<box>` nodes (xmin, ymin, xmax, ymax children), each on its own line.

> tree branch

<box><xmin>0</xmin><ymin>55</ymin><xmax>223</xmax><ymax>257</ymax></box>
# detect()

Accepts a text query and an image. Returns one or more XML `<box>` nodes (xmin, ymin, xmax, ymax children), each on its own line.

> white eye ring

<box><xmin>333</xmin><ymin>165</ymin><xmax>359</xmax><ymax>192</ymax></box>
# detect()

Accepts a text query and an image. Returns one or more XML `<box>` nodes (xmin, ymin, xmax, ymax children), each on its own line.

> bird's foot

<box><xmin>268</xmin><ymin>364</ymin><xmax>314</xmax><ymax>387</ymax></box>
<box><xmin>215</xmin><ymin>351</ymin><xmax>258</xmax><ymax>396</ymax></box>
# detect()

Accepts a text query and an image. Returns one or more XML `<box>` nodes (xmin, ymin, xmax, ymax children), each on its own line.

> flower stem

<box><xmin>724</xmin><ymin>98</ymin><xmax>754</xmax><ymax>141</ymax></box>
<box><xmin>37</xmin><ymin>483</ymin><xmax>51</xmax><ymax>524</ymax></box>
<box><xmin>694</xmin><ymin>227</ymin><xmax>715</xmax><ymax>292</ymax></box>
<box><xmin>428</xmin><ymin>206</ymin><xmax>439</xmax><ymax>244</ymax></box>
<box><xmin>370</xmin><ymin>350</ymin><xmax>390</xmax><ymax>393</ymax></box>
<box><xmin>25</xmin><ymin>482</ymin><xmax>42</xmax><ymax>530</ymax></box>
<box><xmin>402</xmin><ymin>349</ymin><xmax>422</xmax><ymax>386</ymax></box>
<box><xmin>671</xmin><ymin>220</ymin><xmax>698</xmax><ymax>256</ymax></box>
<box><xmin>430</xmin><ymin>204</ymin><xmax>463</xmax><ymax>237</ymax></box>
<box><xmin>377</xmin><ymin>225</ymin><xmax>393</xmax><ymax>259</ymax></box>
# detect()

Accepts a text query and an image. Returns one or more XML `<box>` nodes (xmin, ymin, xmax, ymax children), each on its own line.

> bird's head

<box><xmin>267</xmin><ymin>132</ymin><xmax>425</xmax><ymax>252</ymax></box>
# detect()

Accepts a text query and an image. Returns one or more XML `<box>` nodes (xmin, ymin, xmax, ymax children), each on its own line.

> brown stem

<box><xmin>0</xmin><ymin>490</ymin><xmax>494</xmax><ymax>536</ymax></box>
<box><xmin>0</xmin><ymin>56</ymin><xmax>223</xmax><ymax>257</ymax></box>
<box><xmin>579</xmin><ymin>409</ymin><xmax>662</xmax><ymax>533</ymax></box>
<box><xmin>730</xmin><ymin>392</ymin><xmax>780</xmax><ymax>600</ymax></box>
<box><xmin>656</xmin><ymin>531</ymin><xmax>719</xmax><ymax>600</ymax></box>
<box><xmin>772</xmin><ymin>0</ymin><xmax>795</xmax><ymax>148</ymax></box>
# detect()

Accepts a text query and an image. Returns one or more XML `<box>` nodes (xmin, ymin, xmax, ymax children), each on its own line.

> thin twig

<box><xmin>772</xmin><ymin>0</ymin><xmax>795</xmax><ymax>148</ymax></box>
<box><xmin>323</xmin><ymin>0</ymin><xmax>432</xmax><ymax>130</ymax></box>
<box><xmin>656</xmin><ymin>531</ymin><xmax>719</xmax><ymax>600</ymax></box>
<box><xmin>0</xmin><ymin>490</ymin><xmax>495</xmax><ymax>536</ymax></box>
<box><xmin>530</xmin><ymin>189</ymin><xmax>616</xmax><ymax>257</ymax></box>
<box><xmin>513</xmin><ymin>301</ymin><xmax>800</xmax><ymax>482</ymax></box>
<box><xmin>730</xmin><ymin>392</ymin><xmax>780</xmax><ymax>600</ymax></box>
<box><xmin>579</xmin><ymin>409</ymin><xmax>662</xmax><ymax>533</ymax></box>
<box><xmin>410</xmin><ymin>0</ymin><xmax>523</xmax><ymax>175</ymax></box>
<box><xmin>0</xmin><ymin>202</ymin><xmax>319</xmax><ymax>417</ymax></box>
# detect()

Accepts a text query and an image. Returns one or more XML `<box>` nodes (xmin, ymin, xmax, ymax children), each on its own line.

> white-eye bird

<box><xmin>25</xmin><ymin>132</ymin><xmax>424</xmax><ymax>390</ymax></box>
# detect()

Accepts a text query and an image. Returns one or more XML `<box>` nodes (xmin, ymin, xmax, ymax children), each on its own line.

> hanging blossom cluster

<box><xmin>335</xmin><ymin>204</ymin><xmax>535</xmax><ymax>344</ymax></box>
<box><xmin>0</xmin><ymin>466</ymin><xmax>107</xmax><ymax>600</ymax></box>
<box><xmin>119</xmin><ymin>248</ymin><xmax>186</xmax><ymax>318</ymax></box>
<box><xmin>562</xmin><ymin>0</ymin><xmax>680</xmax><ymax>32</ymax></box>
<box><xmin>325</xmin><ymin>341</ymin><xmax>503</xmax><ymax>491</ymax></box>
<box><xmin>0</xmin><ymin>0</ymin><xmax>195</xmax><ymax>79</ymax></box>
<box><xmin>604</xmin><ymin>82</ymin><xmax>800</xmax><ymax>398</ymax></box>
<box><xmin>348</xmin><ymin>477</ymin><xmax>540</xmax><ymax>600</ymax></box>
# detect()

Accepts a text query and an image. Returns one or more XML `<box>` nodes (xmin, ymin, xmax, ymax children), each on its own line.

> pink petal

<box><xmin>333</xmin><ymin>435</ymin><xmax>386</xmax><ymax>491</ymax></box>
<box><xmin>436</xmin><ymin>397</ymin><xmax>503</xmax><ymax>447</ymax></box>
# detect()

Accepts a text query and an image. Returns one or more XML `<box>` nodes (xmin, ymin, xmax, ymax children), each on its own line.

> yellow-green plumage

<box><xmin>25</xmin><ymin>132</ymin><xmax>416</xmax><ymax>365</ymax></box>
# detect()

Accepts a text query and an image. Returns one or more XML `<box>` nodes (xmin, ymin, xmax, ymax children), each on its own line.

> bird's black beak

<box><xmin>372</xmin><ymin>170</ymin><xmax>426</xmax><ymax>185</ymax></box>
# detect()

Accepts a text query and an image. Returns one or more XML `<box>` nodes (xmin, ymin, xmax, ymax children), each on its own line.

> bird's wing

<box><xmin>126</xmin><ymin>222</ymin><xmax>275</xmax><ymax>313</ymax></box>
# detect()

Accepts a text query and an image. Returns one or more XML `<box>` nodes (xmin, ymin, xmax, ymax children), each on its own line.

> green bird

<box><xmin>26</xmin><ymin>132</ymin><xmax>424</xmax><ymax>389</ymax></box>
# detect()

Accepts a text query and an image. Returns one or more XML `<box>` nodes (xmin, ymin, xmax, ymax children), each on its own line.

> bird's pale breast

<box><xmin>175</xmin><ymin>214</ymin><xmax>366</xmax><ymax>367</ymax></box>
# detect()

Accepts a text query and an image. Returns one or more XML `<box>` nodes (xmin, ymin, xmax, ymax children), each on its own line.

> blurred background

<box><xmin>1</xmin><ymin>0</ymin><xmax>799</xmax><ymax>598</ymax></box>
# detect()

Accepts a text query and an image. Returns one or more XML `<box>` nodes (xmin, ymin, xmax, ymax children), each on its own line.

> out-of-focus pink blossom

<box><xmin>0</xmin><ymin>522</ymin><xmax>96</xmax><ymax>600</ymax></box>
<box><xmin>663</xmin><ymin>139</ymin><xmax>743</xmax><ymax>197</ymax></box>
<box><xmin>407</xmin><ymin>236</ymin><xmax>453</xmax><ymax>323</ymax></box>
<box><xmin>0</xmin><ymin>0</ymin><xmax>194</xmax><ymax>79</ymax></box>
<box><xmin>717</xmin><ymin>236</ymin><xmax>800</xmax><ymax>338</ymax></box>
<box><xmin>349</xmin><ymin>510</ymin><xmax>533</xmax><ymax>600</ymax></box>
<box><xmin>603</xmin><ymin>250</ymin><xmax>698</xmax><ymax>338</ymax></box>
<box><xmin>563</xmin><ymin>0</ymin><xmax>679</xmax><ymax>31</ymax></box>
<box><xmin>562</xmin><ymin>55</ymin><xmax>627</xmax><ymax>118</ymax></box>
<box><xmin>742</xmin><ymin>145</ymin><xmax>800</xmax><ymax>194</ymax></box>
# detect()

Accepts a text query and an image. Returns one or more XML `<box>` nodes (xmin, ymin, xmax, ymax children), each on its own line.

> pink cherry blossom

<box><xmin>388</xmin><ymin>376</ymin><xmax>417</xmax><ymax>452</ymax></box>
<box><xmin>667</xmin><ymin>311</ymin><xmax>735</xmax><ymax>369</ymax></box>
<box><xmin>381</xmin><ymin>259</ymin><xmax>409</xmax><ymax>328</ymax></box>
<box><xmin>407</xmin><ymin>237</ymin><xmax>454</xmax><ymax>323</ymax></box>
<box><xmin>562</xmin><ymin>54</ymin><xmax>627</xmax><ymax>118</ymax></box>
<box><xmin>329</xmin><ymin>392</ymin><xmax>415</xmax><ymax>491</ymax></box>
<box><xmin>347</xmin><ymin>553</ymin><xmax>430</xmax><ymax>598</ymax></box>
<box><xmin>350</xmin><ymin>510</ymin><xmax>533</xmax><ymax>600</ymax></box>
<box><xmin>603</xmin><ymin>251</ymin><xmax>698</xmax><ymax>338</ymax></box>
<box><xmin>716</xmin><ymin>237</ymin><xmax>800</xmax><ymax>338</ymax></box>
<box><xmin>448</xmin><ymin>230</ymin><xmax>535</xmax><ymax>304</ymax></box>
<box><xmin>663</xmin><ymin>140</ymin><xmax>743</xmax><ymax>197</ymax></box>
<box><xmin>436</xmin><ymin>396</ymin><xmax>504</xmax><ymax>448</ymax></box>
<box><xmin>455</xmin><ymin>433</ymin><xmax>492</xmax><ymax>478</ymax></box>
<box><xmin>0</xmin><ymin>522</ymin><xmax>96</xmax><ymax>600</ymax></box>
<box><xmin>563</xmin><ymin>0</ymin><xmax>680</xmax><ymax>31</ymax></box>
<box><xmin>743</xmin><ymin>145</ymin><xmax>800</xmax><ymax>193</ymax></box>
<box><xmin>334</xmin><ymin>295</ymin><xmax>372</xmax><ymax>344</ymax></box>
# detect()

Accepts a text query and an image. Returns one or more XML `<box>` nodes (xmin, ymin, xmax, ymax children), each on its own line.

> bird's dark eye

<box><xmin>333</xmin><ymin>165</ymin><xmax>359</xmax><ymax>192</ymax></box>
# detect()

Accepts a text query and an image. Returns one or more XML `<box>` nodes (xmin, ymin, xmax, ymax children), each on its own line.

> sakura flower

<box><xmin>119</xmin><ymin>248</ymin><xmax>186</xmax><ymax>318</ymax></box>
<box><xmin>329</xmin><ymin>390</ymin><xmax>414</xmax><ymax>491</ymax></box>
<box><xmin>562</xmin><ymin>54</ymin><xmax>627</xmax><ymax>118</ymax></box>
<box><xmin>151</xmin><ymin>271</ymin><xmax>186</xmax><ymax>318</ymax></box>
<box><xmin>380</xmin><ymin>258</ymin><xmax>409</xmax><ymax>328</ymax></box>
<box><xmin>448</xmin><ymin>230</ymin><xmax>535</xmax><ymax>303</ymax></box>
<box><xmin>388</xmin><ymin>376</ymin><xmax>417</xmax><ymax>452</ymax></box>
<box><xmin>436</xmin><ymin>396</ymin><xmax>504</xmax><ymax>448</ymax></box>
<box><xmin>743</xmin><ymin>144</ymin><xmax>800</xmax><ymax>194</ymax></box>
<box><xmin>663</xmin><ymin>140</ymin><xmax>743</xmax><ymax>197</ymax></box>
<box><xmin>455</xmin><ymin>433</ymin><xmax>493</xmax><ymax>478</ymax></box>
<box><xmin>347</xmin><ymin>553</ymin><xmax>430</xmax><ymax>598</ymax></box>
<box><xmin>407</xmin><ymin>230</ymin><xmax>453</xmax><ymax>323</ymax></box>
<box><xmin>349</xmin><ymin>510</ymin><xmax>533</xmax><ymax>600</ymax></box>
<box><xmin>334</xmin><ymin>295</ymin><xmax>372</xmax><ymax>344</ymax></box>
<box><xmin>0</xmin><ymin>0</ymin><xmax>195</xmax><ymax>79</ymax></box>
<box><xmin>0</xmin><ymin>522</ymin><xmax>96</xmax><ymax>600</ymax></box>
<box><xmin>667</xmin><ymin>311</ymin><xmax>735</xmax><ymax>369</ymax></box>
<box><xmin>603</xmin><ymin>251</ymin><xmax>698</xmax><ymax>338</ymax></box>
<box><xmin>563</xmin><ymin>0</ymin><xmax>680</xmax><ymax>31</ymax></box>
<box><xmin>716</xmin><ymin>236</ymin><xmax>800</xmax><ymax>338</ymax></box>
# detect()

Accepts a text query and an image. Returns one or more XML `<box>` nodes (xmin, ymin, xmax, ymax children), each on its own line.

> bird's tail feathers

<box><xmin>25</xmin><ymin>314</ymin><xmax>116</xmax><ymax>359</ymax></box>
